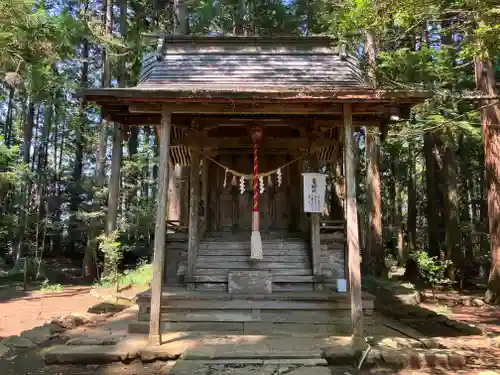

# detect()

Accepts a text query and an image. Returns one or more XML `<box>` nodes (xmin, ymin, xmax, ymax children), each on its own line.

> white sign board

<box><xmin>302</xmin><ymin>173</ymin><xmax>326</xmax><ymax>213</ymax></box>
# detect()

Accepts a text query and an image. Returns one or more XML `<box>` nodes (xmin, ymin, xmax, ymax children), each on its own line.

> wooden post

<box><xmin>187</xmin><ymin>150</ymin><xmax>201</xmax><ymax>288</ymax></box>
<box><xmin>343</xmin><ymin>103</ymin><xmax>365</xmax><ymax>349</ymax></box>
<box><xmin>202</xmin><ymin>156</ymin><xmax>209</xmax><ymax>235</ymax></box>
<box><xmin>309</xmin><ymin>152</ymin><xmax>321</xmax><ymax>284</ymax></box>
<box><xmin>148</xmin><ymin>107</ymin><xmax>172</xmax><ymax>346</ymax></box>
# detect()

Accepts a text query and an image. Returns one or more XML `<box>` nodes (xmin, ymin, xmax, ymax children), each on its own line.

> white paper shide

<box><xmin>302</xmin><ymin>173</ymin><xmax>326</xmax><ymax>213</ymax></box>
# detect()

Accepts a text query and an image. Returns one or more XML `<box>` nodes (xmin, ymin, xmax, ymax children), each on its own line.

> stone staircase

<box><xmin>131</xmin><ymin>288</ymin><xmax>374</xmax><ymax>334</ymax></box>
<box><xmin>130</xmin><ymin>231</ymin><xmax>373</xmax><ymax>335</ymax></box>
<box><xmin>181</xmin><ymin>232</ymin><xmax>315</xmax><ymax>292</ymax></box>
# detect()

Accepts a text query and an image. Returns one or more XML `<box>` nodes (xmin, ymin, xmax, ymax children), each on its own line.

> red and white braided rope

<box><xmin>253</xmin><ymin>141</ymin><xmax>259</xmax><ymax>212</ymax></box>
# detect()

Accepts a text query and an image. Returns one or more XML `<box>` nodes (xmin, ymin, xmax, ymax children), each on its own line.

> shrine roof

<box><xmin>80</xmin><ymin>36</ymin><xmax>430</xmax><ymax>106</ymax></box>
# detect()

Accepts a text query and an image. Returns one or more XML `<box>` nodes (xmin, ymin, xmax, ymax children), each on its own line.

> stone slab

<box><xmin>43</xmin><ymin>339</ymin><xmax>146</xmax><ymax>364</ymax></box>
<box><xmin>1</xmin><ymin>336</ymin><xmax>37</xmax><ymax>349</ymax></box>
<box><xmin>66</xmin><ymin>337</ymin><xmax>120</xmax><ymax>346</ymax></box>
<box><xmin>167</xmin><ymin>360</ymin><xmax>209</xmax><ymax>375</ymax></box>
<box><xmin>322</xmin><ymin>346</ymin><xmax>359</xmax><ymax>365</ymax></box>
<box><xmin>0</xmin><ymin>344</ymin><xmax>11</xmax><ymax>358</ymax></box>
<box><xmin>286</xmin><ymin>366</ymin><xmax>332</xmax><ymax>375</ymax></box>
<box><xmin>21</xmin><ymin>326</ymin><xmax>54</xmax><ymax>345</ymax></box>
<box><xmin>228</xmin><ymin>271</ymin><xmax>272</xmax><ymax>294</ymax></box>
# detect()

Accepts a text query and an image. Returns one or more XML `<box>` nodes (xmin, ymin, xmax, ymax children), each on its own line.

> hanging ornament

<box><xmin>231</xmin><ymin>175</ymin><xmax>237</xmax><ymax>186</ymax></box>
<box><xmin>267</xmin><ymin>175</ymin><xmax>273</xmax><ymax>188</ymax></box>
<box><xmin>259</xmin><ymin>176</ymin><xmax>265</xmax><ymax>194</ymax></box>
<box><xmin>223</xmin><ymin>169</ymin><xmax>228</xmax><ymax>188</ymax></box>
<box><xmin>277</xmin><ymin>168</ymin><xmax>282</xmax><ymax>187</ymax></box>
<box><xmin>239</xmin><ymin>176</ymin><xmax>245</xmax><ymax>195</ymax></box>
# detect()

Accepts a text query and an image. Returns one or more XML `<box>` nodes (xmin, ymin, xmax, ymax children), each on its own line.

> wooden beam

<box><xmin>129</xmin><ymin>102</ymin><xmax>345</xmax><ymax>115</ymax></box>
<box><xmin>149</xmin><ymin>106</ymin><xmax>172</xmax><ymax>346</ymax></box>
<box><xmin>187</xmin><ymin>150</ymin><xmax>201</xmax><ymax>289</ymax></box>
<box><xmin>343</xmin><ymin>103</ymin><xmax>365</xmax><ymax>349</ymax></box>
<box><xmin>173</xmin><ymin>136</ymin><xmax>338</xmax><ymax>149</ymax></box>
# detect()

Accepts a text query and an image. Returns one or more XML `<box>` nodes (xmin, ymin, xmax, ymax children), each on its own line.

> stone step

<box><xmin>196</xmin><ymin>255</ymin><xmax>310</xmax><ymax>263</ymax></box>
<box><xmin>198</xmin><ymin>248</ymin><xmax>309</xmax><ymax>256</ymax></box>
<box><xmin>196</xmin><ymin>262</ymin><xmax>310</xmax><ymax>270</ymax></box>
<box><xmin>195</xmin><ymin>268</ymin><xmax>313</xmax><ymax>276</ymax></box>
<box><xmin>137</xmin><ymin>309</ymin><xmax>373</xmax><ymax>324</ymax></box>
<box><xmin>43</xmin><ymin>339</ymin><xmax>146</xmax><ymax>365</ymax></box>
<box><xmin>128</xmin><ymin>320</ymin><xmax>353</xmax><ymax>335</ymax></box>
<box><xmin>192</xmin><ymin>275</ymin><xmax>316</xmax><ymax>283</ymax></box>
<box><xmin>199</xmin><ymin>243</ymin><xmax>309</xmax><ymax>251</ymax></box>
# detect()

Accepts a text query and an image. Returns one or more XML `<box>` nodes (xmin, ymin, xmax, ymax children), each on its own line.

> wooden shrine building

<box><xmin>82</xmin><ymin>36</ymin><xmax>428</xmax><ymax>347</ymax></box>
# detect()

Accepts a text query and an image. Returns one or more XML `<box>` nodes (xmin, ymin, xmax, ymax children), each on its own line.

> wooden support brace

<box><xmin>343</xmin><ymin>103</ymin><xmax>365</xmax><ymax>349</ymax></box>
<box><xmin>148</xmin><ymin>106</ymin><xmax>172</xmax><ymax>346</ymax></box>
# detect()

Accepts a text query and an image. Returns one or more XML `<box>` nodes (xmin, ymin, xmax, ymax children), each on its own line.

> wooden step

<box><xmin>196</xmin><ymin>255</ymin><xmax>310</xmax><ymax>263</ymax></box>
<box><xmin>196</xmin><ymin>262</ymin><xmax>310</xmax><ymax>270</ymax></box>
<box><xmin>195</xmin><ymin>268</ymin><xmax>313</xmax><ymax>276</ymax></box>
<box><xmin>199</xmin><ymin>242</ymin><xmax>309</xmax><ymax>251</ymax></box>
<box><xmin>192</xmin><ymin>275</ymin><xmax>315</xmax><ymax>283</ymax></box>
<box><xmin>198</xmin><ymin>249</ymin><xmax>309</xmax><ymax>256</ymax></box>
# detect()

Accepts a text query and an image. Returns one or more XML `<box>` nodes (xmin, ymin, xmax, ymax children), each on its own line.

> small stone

<box><xmin>460</xmin><ymin>298</ymin><xmax>471</xmax><ymax>306</ymax></box>
<box><xmin>448</xmin><ymin>352</ymin><xmax>466</xmax><ymax>368</ymax></box>
<box><xmin>420</xmin><ymin>338</ymin><xmax>441</xmax><ymax>349</ymax></box>
<box><xmin>471</xmin><ymin>298</ymin><xmax>485</xmax><ymax>307</ymax></box>
<box><xmin>21</xmin><ymin>326</ymin><xmax>54</xmax><ymax>345</ymax></box>
<box><xmin>381</xmin><ymin>349</ymin><xmax>410</xmax><ymax>367</ymax></box>
<box><xmin>364</xmin><ymin>348</ymin><xmax>382</xmax><ymax>365</ymax></box>
<box><xmin>322</xmin><ymin>346</ymin><xmax>357</xmax><ymax>365</ymax></box>
<box><xmin>0</xmin><ymin>344</ymin><xmax>11</xmax><ymax>358</ymax></box>
<box><xmin>43</xmin><ymin>323</ymin><xmax>66</xmax><ymax>334</ymax></box>
<box><xmin>1</xmin><ymin>336</ymin><xmax>37</xmax><ymax>349</ymax></box>
<box><xmin>490</xmin><ymin>337</ymin><xmax>500</xmax><ymax>348</ymax></box>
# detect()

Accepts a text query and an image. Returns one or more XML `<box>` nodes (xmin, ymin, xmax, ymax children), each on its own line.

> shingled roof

<box><xmin>137</xmin><ymin>36</ymin><xmax>368</xmax><ymax>93</ymax></box>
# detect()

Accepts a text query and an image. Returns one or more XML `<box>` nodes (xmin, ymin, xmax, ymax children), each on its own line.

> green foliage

<box><xmin>98</xmin><ymin>231</ymin><xmax>126</xmax><ymax>290</ymax></box>
<box><xmin>412</xmin><ymin>250</ymin><xmax>453</xmax><ymax>297</ymax></box>
<box><xmin>96</xmin><ymin>261</ymin><xmax>152</xmax><ymax>289</ymax></box>
<box><xmin>33</xmin><ymin>280</ymin><xmax>64</xmax><ymax>293</ymax></box>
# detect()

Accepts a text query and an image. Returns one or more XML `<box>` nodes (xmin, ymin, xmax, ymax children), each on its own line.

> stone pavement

<box><xmin>39</xmin><ymin>306</ymin><xmax>470</xmax><ymax>371</ymax></box>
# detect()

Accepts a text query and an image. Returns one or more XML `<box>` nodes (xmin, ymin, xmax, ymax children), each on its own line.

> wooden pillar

<box><xmin>343</xmin><ymin>103</ymin><xmax>365</xmax><ymax>349</ymax></box>
<box><xmin>309</xmin><ymin>152</ymin><xmax>321</xmax><ymax>281</ymax></box>
<box><xmin>149</xmin><ymin>107</ymin><xmax>172</xmax><ymax>346</ymax></box>
<box><xmin>187</xmin><ymin>150</ymin><xmax>201</xmax><ymax>289</ymax></box>
<box><xmin>202</xmin><ymin>156</ymin><xmax>209</xmax><ymax>235</ymax></box>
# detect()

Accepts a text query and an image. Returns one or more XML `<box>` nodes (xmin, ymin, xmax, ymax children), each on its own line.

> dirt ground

<box><xmin>0</xmin><ymin>285</ymin><xmax>102</xmax><ymax>338</ymax></box>
<box><xmin>0</xmin><ymin>275</ymin><xmax>498</xmax><ymax>375</ymax></box>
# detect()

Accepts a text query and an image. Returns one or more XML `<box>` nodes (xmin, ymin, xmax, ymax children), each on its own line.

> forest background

<box><xmin>0</xmin><ymin>0</ymin><xmax>499</xmax><ymax>303</ymax></box>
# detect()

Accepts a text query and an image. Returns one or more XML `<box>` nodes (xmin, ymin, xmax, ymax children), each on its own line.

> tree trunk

<box><xmin>72</xmin><ymin>27</ymin><xmax>89</xmax><ymax>258</ymax></box>
<box><xmin>424</xmin><ymin>133</ymin><xmax>441</xmax><ymax>257</ymax></box>
<box><xmin>441</xmin><ymin>130</ymin><xmax>463</xmax><ymax>284</ymax></box>
<box><xmin>474</xmin><ymin>40</ymin><xmax>500</xmax><ymax>304</ymax></box>
<box><xmin>407</xmin><ymin>141</ymin><xmax>417</xmax><ymax>254</ymax></box>
<box><xmin>365</xmin><ymin>128</ymin><xmax>384</xmax><ymax>275</ymax></box>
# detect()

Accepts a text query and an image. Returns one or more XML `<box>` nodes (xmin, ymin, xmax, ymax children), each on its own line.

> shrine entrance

<box><xmin>210</xmin><ymin>153</ymin><xmax>298</xmax><ymax>233</ymax></box>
